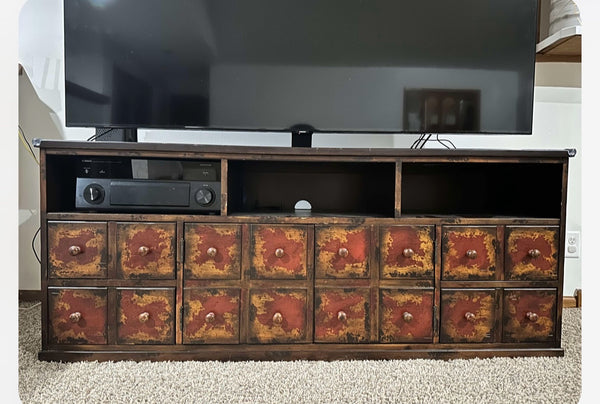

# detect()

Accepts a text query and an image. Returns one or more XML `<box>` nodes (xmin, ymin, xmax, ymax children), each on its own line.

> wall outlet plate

<box><xmin>565</xmin><ymin>231</ymin><xmax>580</xmax><ymax>258</ymax></box>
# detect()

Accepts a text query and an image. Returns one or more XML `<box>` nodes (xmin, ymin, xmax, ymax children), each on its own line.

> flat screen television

<box><xmin>64</xmin><ymin>0</ymin><xmax>538</xmax><ymax>140</ymax></box>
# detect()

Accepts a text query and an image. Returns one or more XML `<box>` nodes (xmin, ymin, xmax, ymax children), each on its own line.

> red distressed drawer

<box><xmin>316</xmin><ymin>225</ymin><xmax>370</xmax><ymax>279</ymax></box>
<box><xmin>315</xmin><ymin>288</ymin><xmax>370</xmax><ymax>343</ymax></box>
<box><xmin>47</xmin><ymin>221</ymin><xmax>107</xmax><ymax>279</ymax></box>
<box><xmin>48</xmin><ymin>287</ymin><xmax>107</xmax><ymax>345</ymax></box>
<box><xmin>116</xmin><ymin>288</ymin><xmax>175</xmax><ymax>345</ymax></box>
<box><xmin>380</xmin><ymin>225</ymin><xmax>434</xmax><ymax>279</ymax></box>
<box><xmin>442</xmin><ymin>226</ymin><xmax>498</xmax><ymax>280</ymax></box>
<box><xmin>505</xmin><ymin>227</ymin><xmax>559</xmax><ymax>280</ymax></box>
<box><xmin>184</xmin><ymin>224</ymin><xmax>242</xmax><ymax>280</ymax></box>
<box><xmin>503</xmin><ymin>288</ymin><xmax>557</xmax><ymax>343</ymax></box>
<box><xmin>183</xmin><ymin>288</ymin><xmax>240</xmax><ymax>344</ymax></box>
<box><xmin>250</xmin><ymin>225</ymin><xmax>308</xmax><ymax>280</ymax></box>
<box><xmin>117</xmin><ymin>222</ymin><xmax>176</xmax><ymax>279</ymax></box>
<box><xmin>440</xmin><ymin>289</ymin><xmax>498</xmax><ymax>343</ymax></box>
<box><xmin>248</xmin><ymin>288</ymin><xmax>308</xmax><ymax>344</ymax></box>
<box><xmin>379</xmin><ymin>288</ymin><xmax>434</xmax><ymax>343</ymax></box>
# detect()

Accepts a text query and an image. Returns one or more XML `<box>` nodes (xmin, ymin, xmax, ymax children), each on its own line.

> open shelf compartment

<box><xmin>227</xmin><ymin>160</ymin><xmax>396</xmax><ymax>217</ymax></box>
<box><xmin>401</xmin><ymin>161</ymin><xmax>563</xmax><ymax>218</ymax></box>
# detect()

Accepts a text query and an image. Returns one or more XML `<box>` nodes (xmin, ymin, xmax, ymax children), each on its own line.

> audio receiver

<box><xmin>75</xmin><ymin>178</ymin><xmax>221</xmax><ymax>213</ymax></box>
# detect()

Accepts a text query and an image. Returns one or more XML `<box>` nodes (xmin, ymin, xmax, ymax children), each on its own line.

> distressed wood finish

<box><xmin>36</xmin><ymin>140</ymin><xmax>570</xmax><ymax>361</ymax></box>
<box><xmin>442</xmin><ymin>226</ymin><xmax>498</xmax><ymax>280</ymax></box>
<box><xmin>440</xmin><ymin>289</ymin><xmax>497</xmax><ymax>343</ymax></box>
<box><xmin>379</xmin><ymin>288</ymin><xmax>434</xmax><ymax>343</ymax></box>
<box><xmin>503</xmin><ymin>288</ymin><xmax>557</xmax><ymax>343</ymax></box>
<box><xmin>380</xmin><ymin>225</ymin><xmax>435</xmax><ymax>279</ymax></box>
<box><xmin>184</xmin><ymin>224</ymin><xmax>241</xmax><ymax>280</ymax></box>
<box><xmin>117</xmin><ymin>222</ymin><xmax>176</xmax><ymax>279</ymax></box>
<box><xmin>48</xmin><ymin>287</ymin><xmax>108</xmax><ymax>344</ymax></box>
<box><xmin>248</xmin><ymin>288</ymin><xmax>308</xmax><ymax>344</ymax></box>
<box><xmin>183</xmin><ymin>288</ymin><xmax>241</xmax><ymax>344</ymax></box>
<box><xmin>47</xmin><ymin>221</ymin><xmax>107</xmax><ymax>278</ymax></box>
<box><xmin>116</xmin><ymin>288</ymin><xmax>175</xmax><ymax>344</ymax></box>
<box><xmin>250</xmin><ymin>225</ymin><xmax>308</xmax><ymax>280</ymax></box>
<box><xmin>505</xmin><ymin>226</ymin><xmax>559</xmax><ymax>280</ymax></box>
<box><xmin>316</xmin><ymin>226</ymin><xmax>370</xmax><ymax>279</ymax></box>
<box><xmin>314</xmin><ymin>288</ymin><xmax>370</xmax><ymax>343</ymax></box>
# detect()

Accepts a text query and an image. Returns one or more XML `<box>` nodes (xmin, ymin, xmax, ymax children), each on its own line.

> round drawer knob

<box><xmin>337</xmin><ymin>311</ymin><xmax>347</xmax><ymax>321</ymax></box>
<box><xmin>403</xmin><ymin>312</ymin><xmax>413</xmax><ymax>323</ymax></box>
<box><xmin>205</xmin><ymin>312</ymin><xmax>216</xmax><ymax>323</ymax></box>
<box><xmin>272</xmin><ymin>312</ymin><xmax>283</xmax><ymax>325</ymax></box>
<box><xmin>68</xmin><ymin>246</ymin><xmax>82</xmax><ymax>256</ymax></box>
<box><xmin>207</xmin><ymin>247</ymin><xmax>218</xmax><ymax>258</ymax></box>
<box><xmin>402</xmin><ymin>248</ymin><xmax>415</xmax><ymax>258</ymax></box>
<box><xmin>69</xmin><ymin>312</ymin><xmax>82</xmax><ymax>323</ymax></box>
<box><xmin>526</xmin><ymin>311</ymin><xmax>539</xmax><ymax>322</ymax></box>
<box><xmin>466</xmin><ymin>249</ymin><xmax>478</xmax><ymax>259</ymax></box>
<box><xmin>528</xmin><ymin>249</ymin><xmax>541</xmax><ymax>259</ymax></box>
<box><xmin>138</xmin><ymin>246</ymin><xmax>151</xmax><ymax>256</ymax></box>
<box><xmin>464</xmin><ymin>312</ymin><xmax>476</xmax><ymax>322</ymax></box>
<box><xmin>138</xmin><ymin>312</ymin><xmax>150</xmax><ymax>323</ymax></box>
<box><xmin>275</xmin><ymin>248</ymin><xmax>285</xmax><ymax>258</ymax></box>
<box><xmin>338</xmin><ymin>247</ymin><xmax>349</xmax><ymax>258</ymax></box>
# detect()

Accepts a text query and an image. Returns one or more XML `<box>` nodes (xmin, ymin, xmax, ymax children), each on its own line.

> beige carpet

<box><xmin>18</xmin><ymin>302</ymin><xmax>581</xmax><ymax>403</ymax></box>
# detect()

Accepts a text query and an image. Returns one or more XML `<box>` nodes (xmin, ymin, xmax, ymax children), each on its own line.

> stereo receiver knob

<box><xmin>83</xmin><ymin>183</ymin><xmax>105</xmax><ymax>205</ymax></box>
<box><xmin>195</xmin><ymin>187</ymin><xmax>215</xmax><ymax>206</ymax></box>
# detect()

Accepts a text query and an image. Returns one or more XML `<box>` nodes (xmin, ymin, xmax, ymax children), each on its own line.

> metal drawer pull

<box><xmin>205</xmin><ymin>312</ymin><xmax>216</xmax><ymax>323</ymax></box>
<box><xmin>402</xmin><ymin>248</ymin><xmax>414</xmax><ymax>258</ymax></box>
<box><xmin>403</xmin><ymin>312</ymin><xmax>413</xmax><ymax>323</ymax></box>
<box><xmin>466</xmin><ymin>249</ymin><xmax>478</xmax><ymax>259</ymax></box>
<box><xmin>275</xmin><ymin>248</ymin><xmax>284</xmax><ymax>258</ymax></box>
<box><xmin>338</xmin><ymin>247</ymin><xmax>349</xmax><ymax>257</ymax></box>
<box><xmin>464</xmin><ymin>312</ymin><xmax>476</xmax><ymax>322</ymax></box>
<box><xmin>138</xmin><ymin>246</ymin><xmax>150</xmax><ymax>256</ymax></box>
<box><xmin>272</xmin><ymin>312</ymin><xmax>283</xmax><ymax>325</ymax></box>
<box><xmin>337</xmin><ymin>311</ymin><xmax>347</xmax><ymax>321</ymax></box>
<box><xmin>207</xmin><ymin>247</ymin><xmax>217</xmax><ymax>257</ymax></box>
<box><xmin>69</xmin><ymin>312</ymin><xmax>82</xmax><ymax>323</ymax></box>
<box><xmin>68</xmin><ymin>246</ymin><xmax>82</xmax><ymax>256</ymax></box>
<box><xmin>138</xmin><ymin>312</ymin><xmax>150</xmax><ymax>323</ymax></box>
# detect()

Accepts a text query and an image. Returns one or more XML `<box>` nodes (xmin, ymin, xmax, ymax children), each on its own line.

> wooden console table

<box><xmin>35</xmin><ymin>140</ymin><xmax>569</xmax><ymax>361</ymax></box>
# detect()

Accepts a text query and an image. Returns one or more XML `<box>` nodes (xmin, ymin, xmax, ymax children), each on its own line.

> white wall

<box><xmin>17</xmin><ymin>1</ymin><xmax>583</xmax><ymax>297</ymax></box>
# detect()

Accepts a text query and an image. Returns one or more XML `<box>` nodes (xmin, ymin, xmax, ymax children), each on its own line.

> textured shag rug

<box><xmin>18</xmin><ymin>302</ymin><xmax>581</xmax><ymax>403</ymax></box>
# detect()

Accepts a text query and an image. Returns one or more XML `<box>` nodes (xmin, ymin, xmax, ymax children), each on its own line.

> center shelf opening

<box><xmin>227</xmin><ymin>160</ymin><xmax>396</xmax><ymax>217</ymax></box>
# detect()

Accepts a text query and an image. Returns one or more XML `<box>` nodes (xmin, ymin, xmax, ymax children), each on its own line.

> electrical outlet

<box><xmin>565</xmin><ymin>231</ymin><xmax>580</xmax><ymax>258</ymax></box>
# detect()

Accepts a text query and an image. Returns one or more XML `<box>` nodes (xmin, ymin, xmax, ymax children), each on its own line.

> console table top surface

<box><xmin>33</xmin><ymin>139</ymin><xmax>571</xmax><ymax>159</ymax></box>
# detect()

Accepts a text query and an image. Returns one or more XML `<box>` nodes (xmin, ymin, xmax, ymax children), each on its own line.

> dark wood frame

<box><xmin>35</xmin><ymin>140</ymin><xmax>570</xmax><ymax>361</ymax></box>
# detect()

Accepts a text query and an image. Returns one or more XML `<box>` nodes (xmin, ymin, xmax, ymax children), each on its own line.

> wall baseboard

<box><xmin>18</xmin><ymin>289</ymin><xmax>584</xmax><ymax>307</ymax></box>
<box><xmin>19</xmin><ymin>290</ymin><xmax>42</xmax><ymax>302</ymax></box>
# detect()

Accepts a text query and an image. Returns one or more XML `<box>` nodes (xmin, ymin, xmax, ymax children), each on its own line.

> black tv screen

<box><xmin>64</xmin><ymin>0</ymin><xmax>538</xmax><ymax>134</ymax></box>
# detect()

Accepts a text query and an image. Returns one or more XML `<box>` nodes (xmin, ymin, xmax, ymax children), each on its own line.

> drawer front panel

<box><xmin>248</xmin><ymin>289</ymin><xmax>307</xmax><ymax>344</ymax></box>
<box><xmin>316</xmin><ymin>226</ymin><xmax>370</xmax><ymax>279</ymax></box>
<box><xmin>184</xmin><ymin>224</ymin><xmax>241</xmax><ymax>280</ymax></box>
<box><xmin>48</xmin><ymin>287</ymin><xmax>108</xmax><ymax>345</ymax></box>
<box><xmin>440</xmin><ymin>289</ymin><xmax>497</xmax><ymax>343</ymax></box>
<box><xmin>442</xmin><ymin>226</ymin><xmax>497</xmax><ymax>280</ymax></box>
<box><xmin>250</xmin><ymin>225</ymin><xmax>308</xmax><ymax>280</ymax></box>
<box><xmin>47</xmin><ymin>221</ymin><xmax>107</xmax><ymax>279</ymax></box>
<box><xmin>183</xmin><ymin>288</ymin><xmax>240</xmax><ymax>344</ymax></box>
<box><xmin>506</xmin><ymin>227</ymin><xmax>559</xmax><ymax>280</ymax></box>
<box><xmin>117</xmin><ymin>288</ymin><xmax>175</xmax><ymax>345</ymax></box>
<box><xmin>315</xmin><ymin>288</ymin><xmax>370</xmax><ymax>343</ymax></box>
<box><xmin>379</xmin><ymin>288</ymin><xmax>434</xmax><ymax>343</ymax></box>
<box><xmin>117</xmin><ymin>222</ymin><xmax>176</xmax><ymax>279</ymax></box>
<box><xmin>380</xmin><ymin>225</ymin><xmax>434</xmax><ymax>279</ymax></box>
<box><xmin>503</xmin><ymin>288</ymin><xmax>557</xmax><ymax>343</ymax></box>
